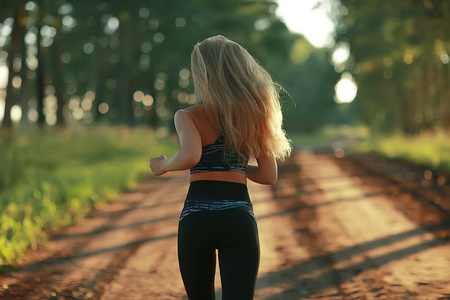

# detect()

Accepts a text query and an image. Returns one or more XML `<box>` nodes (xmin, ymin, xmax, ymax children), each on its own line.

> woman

<box><xmin>150</xmin><ymin>35</ymin><xmax>291</xmax><ymax>300</ymax></box>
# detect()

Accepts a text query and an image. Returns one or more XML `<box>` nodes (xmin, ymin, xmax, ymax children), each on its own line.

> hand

<box><xmin>150</xmin><ymin>154</ymin><xmax>168</xmax><ymax>176</ymax></box>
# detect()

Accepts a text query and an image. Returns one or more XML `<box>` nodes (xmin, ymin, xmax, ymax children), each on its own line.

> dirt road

<box><xmin>1</xmin><ymin>151</ymin><xmax>450</xmax><ymax>299</ymax></box>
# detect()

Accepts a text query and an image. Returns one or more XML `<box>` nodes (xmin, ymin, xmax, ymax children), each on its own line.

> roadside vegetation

<box><xmin>0</xmin><ymin>126</ymin><xmax>176</xmax><ymax>266</ymax></box>
<box><xmin>353</xmin><ymin>131</ymin><xmax>450</xmax><ymax>172</ymax></box>
<box><xmin>291</xmin><ymin>126</ymin><xmax>450</xmax><ymax>173</ymax></box>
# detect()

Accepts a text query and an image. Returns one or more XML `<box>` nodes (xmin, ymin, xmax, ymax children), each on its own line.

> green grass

<box><xmin>289</xmin><ymin>125</ymin><xmax>450</xmax><ymax>172</ymax></box>
<box><xmin>352</xmin><ymin>131</ymin><xmax>450</xmax><ymax>172</ymax></box>
<box><xmin>0</xmin><ymin>126</ymin><xmax>177</xmax><ymax>266</ymax></box>
<box><xmin>289</xmin><ymin>125</ymin><xmax>369</xmax><ymax>150</ymax></box>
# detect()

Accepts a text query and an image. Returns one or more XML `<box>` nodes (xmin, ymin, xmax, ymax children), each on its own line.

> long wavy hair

<box><xmin>191</xmin><ymin>35</ymin><xmax>291</xmax><ymax>161</ymax></box>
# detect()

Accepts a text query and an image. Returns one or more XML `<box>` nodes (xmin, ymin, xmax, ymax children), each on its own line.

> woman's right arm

<box><xmin>246</xmin><ymin>154</ymin><xmax>278</xmax><ymax>185</ymax></box>
<box><xmin>149</xmin><ymin>110</ymin><xmax>202</xmax><ymax>175</ymax></box>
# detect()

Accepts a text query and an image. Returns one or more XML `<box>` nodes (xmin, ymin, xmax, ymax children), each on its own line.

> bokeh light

<box><xmin>335</xmin><ymin>72</ymin><xmax>357</xmax><ymax>103</ymax></box>
<box><xmin>143</xmin><ymin>95</ymin><xmax>154</xmax><ymax>107</ymax></box>
<box><xmin>133</xmin><ymin>91</ymin><xmax>145</xmax><ymax>102</ymax></box>
<box><xmin>98</xmin><ymin>103</ymin><xmax>109</xmax><ymax>114</ymax></box>
<box><xmin>0</xmin><ymin>64</ymin><xmax>7</xmax><ymax>88</ymax></box>
<box><xmin>0</xmin><ymin>99</ymin><xmax>4</xmax><ymax>121</ymax></box>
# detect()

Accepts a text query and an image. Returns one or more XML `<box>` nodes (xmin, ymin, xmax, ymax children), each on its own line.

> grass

<box><xmin>352</xmin><ymin>130</ymin><xmax>450</xmax><ymax>172</ymax></box>
<box><xmin>290</xmin><ymin>125</ymin><xmax>450</xmax><ymax>173</ymax></box>
<box><xmin>0</xmin><ymin>126</ymin><xmax>177</xmax><ymax>266</ymax></box>
<box><xmin>289</xmin><ymin>125</ymin><xmax>369</xmax><ymax>150</ymax></box>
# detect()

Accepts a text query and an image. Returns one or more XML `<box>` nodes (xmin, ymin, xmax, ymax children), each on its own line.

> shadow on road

<box><xmin>258</xmin><ymin>151</ymin><xmax>450</xmax><ymax>298</ymax></box>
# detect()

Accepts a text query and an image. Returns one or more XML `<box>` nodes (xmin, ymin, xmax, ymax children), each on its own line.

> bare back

<box><xmin>186</xmin><ymin>104</ymin><xmax>247</xmax><ymax>184</ymax></box>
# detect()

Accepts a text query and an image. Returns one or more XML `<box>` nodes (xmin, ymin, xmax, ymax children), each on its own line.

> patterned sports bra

<box><xmin>190</xmin><ymin>135</ymin><xmax>248</xmax><ymax>174</ymax></box>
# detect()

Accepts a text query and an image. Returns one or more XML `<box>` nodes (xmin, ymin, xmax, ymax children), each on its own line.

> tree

<box><xmin>2</xmin><ymin>0</ymin><xmax>26</xmax><ymax>135</ymax></box>
<box><xmin>336</xmin><ymin>0</ymin><xmax>450</xmax><ymax>134</ymax></box>
<box><xmin>1</xmin><ymin>0</ymin><xmax>298</xmax><ymax>133</ymax></box>
<box><xmin>282</xmin><ymin>37</ymin><xmax>340</xmax><ymax>133</ymax></box>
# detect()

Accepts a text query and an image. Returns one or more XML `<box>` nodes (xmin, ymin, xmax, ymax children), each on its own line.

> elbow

<box><xmin>266</xmin><ymin>169</ymin><xmax>278</xmax><ymax>185</ymax></box>
<box><xmin>266</xmin><ymin>177</ymin><xmax>278</xmax><ymax>186</ymax></box>
<box><xmin>247</xmin><ymin>167</ymin><xmax>278</xmax><ymax>185</ymax></box>
<box><xmin>179</xmin><ymin>147</ymin><xmax>201</xmax><ymax>169</ymax></box>
<box><xmin>185</xmin><ymin>153</ymin><xmax>201</xmax><ymax>169</ymax></box>
<box><xmin>260</xmin><ymin>174</ymin><xmax>278</xmax><ymax>185</ymax></box>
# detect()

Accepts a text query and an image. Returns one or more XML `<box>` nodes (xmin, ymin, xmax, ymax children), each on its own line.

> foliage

<box><xmin>0</xmin><ymin>127</ymin><xmax>176</xmax><ymax>266</ymax></box>
<box><xmin>0</xmin><ymin>0</ymin><xmax>297</xmax><ymax>132</ymax></box>
<box><xmin>282</xmin><ymin>46</ymin><xmax>341</xmax><ymax>133</ymax></box>
<box><xmin>335</xmin><ymin>0</ymin><xmax>450</xmax><ymax>134</ymax></box>
<box><xmin>291</xmin><ymin>125</ymin><xmax>450</xmax><ymax>173</ymax></box>
<box><xmin>0</xmin><ymin>0</ymin><xmax>346</xmax><ymax>134</ymax></box>
<box><xmin>352</xmin><ymin>131</ymin><xmax>450</xmax><ymax>172</ymax></box>
<box><xmin>289</xmin><ymin>124</ymin><xmax>368</xmax><ymax>150</ymax></box>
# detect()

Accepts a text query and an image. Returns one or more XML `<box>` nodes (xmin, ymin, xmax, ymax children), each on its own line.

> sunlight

<box><xmin>0</xmin><ymin>99</ymin><xmax>4</xmax><ymax>121</ymax></box>
<box><xmin>276</xmin><ymin>0</ymin><xmax>335</xmax><ymax>48</ymax></box>
<box><xmin>332</xmin><ymin>42</ymin><xmax>351</xmax><ymax>72</ymax></box>
<box><xmin>0</xmin><ymin>64</ymin><xmax>7</xmax><ymax>89</ymax></box>
<box><xmin>332</xmin><ymin>42</ymin><xmax>350</xmax><ymax>65</ymax></box>
<box><xmin>11</xmin><ymin>104</ymin><xmax>22</xmax><ymax>122</ymax></box>
<box><xmin>335</xmin><ymin>72</ymin><xmax>357</xmax><ymax>103</ymax></box>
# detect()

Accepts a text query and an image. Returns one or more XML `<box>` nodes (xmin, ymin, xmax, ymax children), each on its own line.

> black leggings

<box><xmin>177</xmin><ymin>184</ymin><xmax>260</xmax><ymax>300</ymax></box>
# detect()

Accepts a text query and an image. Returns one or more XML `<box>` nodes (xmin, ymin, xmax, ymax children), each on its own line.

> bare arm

<box><xmin>246</xmin><ymin>154</ymin><xmax>278</xmax><ymax>185</ymax></box>
<box><xmin>149</xmin><ymin>110</ymin><xmax>201</xmax><ymax>175</ymax></box>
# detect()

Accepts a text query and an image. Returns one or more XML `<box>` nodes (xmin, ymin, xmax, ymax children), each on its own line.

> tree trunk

<box><xmin>398</xmin><ymin>87</ymin><xmax>415</xmax><ymax>135</ymax></box>
<box><xmin>118</xmin><ymin>16</ymin><xmax>135</xmax><ymax>127</ymax></box>
<box><xmin>2</xmin><ymin>1</ymin><xmax>26</xmax><ymax>134</ymax></box>
<box><xmin>35</xmin><ymin>0</ymin><xmax>46</xmax><ymax>128</ymax></box>
<box><xmin>19</xmin><ymin>28</ymin><xmax>29</xmax><ymax>126</ymax></box>
<box><xmin>442</xmin><ymin>64</ymin><xmax>450</xmax><ymax>130</ymax></box>
<box><xmin>147</xmin><ymin>71</ymin><xmax>159</xmax><ymax>130</ymax></box>
<box><xmin>53</xmin><ymin>16</ymin><xmax>66</xmax><ymax>128</ymax></box>
<box><xmin>92</xmin><ymin>38</ymin><xmax>103</xmax><ymax>123</ymax></box>
<box><xmin>92</xmin><ymin>5</ymin><xmax>108</xmax><ymax>124</ymax></box>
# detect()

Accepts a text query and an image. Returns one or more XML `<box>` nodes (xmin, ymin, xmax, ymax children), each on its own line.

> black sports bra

<box><xmin>190</xmin><ymin>136</ymin><xmax>248</xmax><ymax>174</ymax></box>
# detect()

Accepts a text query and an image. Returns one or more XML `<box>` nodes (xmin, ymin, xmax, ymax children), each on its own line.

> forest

<box><xmin>1</xmin><ymin>0</ymin><xmax>449</xmax><ymax>136</ymax></box>
<box><xmin>337</xmin><ymin>0</ymin><xmax>450</xmax><ymax>134</ymax></box>
<box><xmin>0</xmin><ymin>0</ymin><xmax>339</xmax><ymax>136</ymax></box>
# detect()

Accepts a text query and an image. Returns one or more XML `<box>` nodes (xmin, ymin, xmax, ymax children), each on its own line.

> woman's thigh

<box><xmin>178</xmin><ymin>213</ymin><xmax>217</xmax><ymax>300</ymax></box>
<box><xmin>217</xmin><ymin>209</ymin><xmax>260</xmax><ymax>300</ymax></box>
<box><xmin>178</xmin><ymin>209</ymin><xmax>260</xmax><ymax>300</ymax></box>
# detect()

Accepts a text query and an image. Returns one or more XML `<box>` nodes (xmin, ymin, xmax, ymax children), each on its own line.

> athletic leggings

<box><xmin>177</xmin><ymin>181</ymin><xmax>260</xmax><ymax>300</ymax></box>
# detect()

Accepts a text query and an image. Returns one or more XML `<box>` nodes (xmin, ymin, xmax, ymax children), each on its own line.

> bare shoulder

<box><xmin>174</xmin><ymin>110</ymin><xmax>192</xmax><ymax>126</ymax></box>
<box><xmin>176</xmin><ymin>105</ymin><xmax>200</xmax><ymax>117</ymax></box>
<box><xmin>175</xmin><ymin>105</ymin><xmax>195</xmax><ymax>117</ymax></box>
<box><xmin>183</xmin><ymin>104</ymin><xmax>204</xmax><ymax>113</ymax></box>
<box><xmin>177</xmin><ymin>104</ymin><xmax>207</xmax><ymax>121</ymax></box>
<box><xmin>173</xmin><ymin>107</ymin><xmax>200</xmax><ymax>130</ymax></box>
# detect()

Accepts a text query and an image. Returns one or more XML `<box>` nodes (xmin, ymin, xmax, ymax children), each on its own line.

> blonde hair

<box><xmin>191</xmin><ymin>35</ymin><xmax>291</xmax><ymax>161</ymax></box>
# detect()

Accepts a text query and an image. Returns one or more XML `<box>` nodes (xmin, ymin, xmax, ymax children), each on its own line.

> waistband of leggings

<box><xmin>186</xmin><ymin>180</ymin><xmax>250</xmax><ymax>201</ymax></box>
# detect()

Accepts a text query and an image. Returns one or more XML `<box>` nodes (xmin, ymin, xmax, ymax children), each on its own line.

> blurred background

<box><xmin>0</xmin><ymin>0</ymin><xmax>343</xmax><ymax>135</ymax></box>
<box><xmin>0</xmin><ymin>0</ymin><xmax>449</xmax><ymax>265</ymax></box>
<box><xmin>1</xmin><ymin>0</ymin><xmax>449</xmax><ymax>139</ymax></box>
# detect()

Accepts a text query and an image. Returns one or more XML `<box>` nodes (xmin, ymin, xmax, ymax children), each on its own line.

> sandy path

<box><xmin>1</xmin><ymin>151</ymin><xmax>449</xmax><ymax>299</ymax></box>
<box><xmin>267</xmin><ymin>152</ymin><xmax>450</xmax><ymax>299</ymax></box>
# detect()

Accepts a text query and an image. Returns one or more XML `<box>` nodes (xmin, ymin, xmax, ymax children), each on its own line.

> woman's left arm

<box><xmin>246</xmin><ymin>154</ymin><xmax>278</xmax><ymax>185</ymax></box>
<box><xmin>149</xmin><ymin>110</ymin><xmax>202</xmax><ymax>176</ymax></box>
